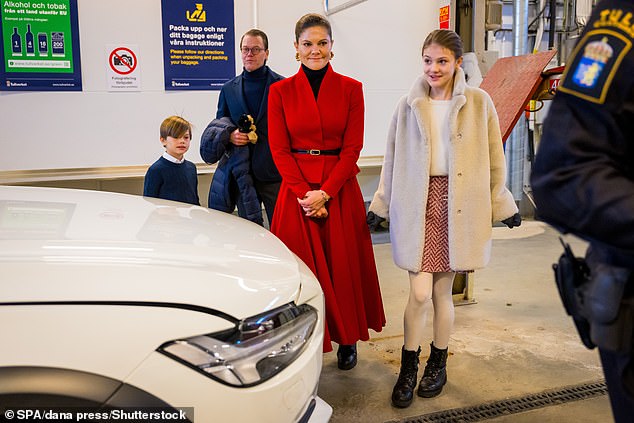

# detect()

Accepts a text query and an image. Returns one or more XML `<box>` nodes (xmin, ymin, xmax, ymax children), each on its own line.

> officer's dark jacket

<box><xmin>531</xmin><ymin>0</ymin><xmax>634</xmax><ymax>267</ymax></box>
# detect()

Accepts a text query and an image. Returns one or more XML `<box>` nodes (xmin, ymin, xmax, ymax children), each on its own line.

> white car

<box><xmin>0</xmin><ymin>186</ymin><xmax>331</xmax><ymax>423</ymax></box>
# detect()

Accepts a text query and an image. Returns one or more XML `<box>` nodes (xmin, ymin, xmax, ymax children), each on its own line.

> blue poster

<box><xmin>0</xmin><ymin>0</ymin><xmax>82</xmax><ymax>91</ymax></box>
<box><xmin>161</xmin><ymin>0</ymin><xmax>235</xmax><ymax>90</ymax></box>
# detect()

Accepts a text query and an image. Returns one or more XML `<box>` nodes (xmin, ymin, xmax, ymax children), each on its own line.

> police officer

<box><xmin>531</xmin><ymin>0</ymin><xmax>634</xmax><ymax>421</ymax></box>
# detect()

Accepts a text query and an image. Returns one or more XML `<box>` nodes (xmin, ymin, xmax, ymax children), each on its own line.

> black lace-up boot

<box><xmin>417</xmin><ymin>343</ymin><xmax>448</xmax><ymax>398</ymax></box>
<box><xmin>391</xmin><ymin>346</ymin><xmax>421</xmax><ymax>408</ymax></box>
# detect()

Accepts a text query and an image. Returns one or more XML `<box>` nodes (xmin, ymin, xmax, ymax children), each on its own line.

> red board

<box><xmin>480</xmin><ymin>50</ymin><xmax>557</xmax><ymax>143</ymax></box>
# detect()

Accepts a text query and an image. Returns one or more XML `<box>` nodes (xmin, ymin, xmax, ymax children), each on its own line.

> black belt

<box><xmin>291</xmin><ymin>148</ymin><xmax>341</xmax><ymax>156</ymax></box>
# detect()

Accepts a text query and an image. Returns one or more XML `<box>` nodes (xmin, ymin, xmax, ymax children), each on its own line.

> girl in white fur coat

<box><xmin>368</xmin><ymin>30</ymin><xmax>521</xmax><ymax>409</ymax></box>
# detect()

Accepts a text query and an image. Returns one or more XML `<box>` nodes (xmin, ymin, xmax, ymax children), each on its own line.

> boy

<box><xmin>144</xmin><ymin>116</ymin><xmax>200</xmax><ymax>205</ymax></box>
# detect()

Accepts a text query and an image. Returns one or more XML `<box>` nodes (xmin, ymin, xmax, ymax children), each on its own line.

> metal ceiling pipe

<box><xmin>548</xmin><ymin>0</ymin><xmax>557</xmax><ymax>48</ymax></box>
<box><xmin>513</xmin><ymin>0</ymin><xmax>529</xmax><ymax>55</ymax></box>
<box><xmin>507</xmin><ymin>0</ymin><xmax>530</xmax><ymax>202</ymax></box>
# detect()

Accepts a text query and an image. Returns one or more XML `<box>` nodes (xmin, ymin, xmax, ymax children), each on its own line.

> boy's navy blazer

<box><xmin>215</xmin><ymin>66</ymin><xmax>284</xmax><ymax>182</ymax></box>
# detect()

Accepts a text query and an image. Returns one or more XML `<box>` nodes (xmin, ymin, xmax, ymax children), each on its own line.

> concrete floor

<box><xmin>317</xmin><ymin>220</ymin><xmax>613</xmax><ymax>423</ymax></box>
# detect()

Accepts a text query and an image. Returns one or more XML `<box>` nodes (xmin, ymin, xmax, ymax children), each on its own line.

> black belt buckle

<box><xmin>309</xmin><ymin>149</ymin><xmax>320</xmax><ymax>156</ymax></box>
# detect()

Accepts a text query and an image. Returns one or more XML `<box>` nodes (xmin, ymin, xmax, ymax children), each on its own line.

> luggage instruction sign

<box><xmin>161</xmin><ymin>0</ymin><xmax>235</xmax><ymax>90</ymax></box>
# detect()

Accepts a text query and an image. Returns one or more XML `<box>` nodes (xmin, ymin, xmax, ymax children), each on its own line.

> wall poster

<box><xmin>161</xmin><ymin>0</ymin><xmax>235</xmax><ymax>90</ymax></box>
<box><xmin>0</xmin><ymin>0</ymin><xmax>82</xmax><ymax>91</ymax></box>
<box><xmin>439</xmin><ymin>0</ymin><xmax>450</xmax><ymax>29</ymax></box>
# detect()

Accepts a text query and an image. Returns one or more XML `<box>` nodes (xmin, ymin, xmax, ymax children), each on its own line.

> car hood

<box><xmin>0</xmin><ymin>186</ymin><xmax>309</xmax><ymax>320</ymax></box>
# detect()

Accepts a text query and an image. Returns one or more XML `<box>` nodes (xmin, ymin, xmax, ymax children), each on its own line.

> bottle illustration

<box><xmin>11</xmin><ymin>27</ymin><xmax>22</xmax><ymax>56</ymax></box>
<box><xmin>38</xmin><ymin>33</ymin><xmax>48</xmax><ymax>56</ymax></box>
<box><xmin>51</xmin><ymin>32</ymin><xmax>65</xmax><ymax>57</ymax></box>
<box><xmin>25</xmin><ymin>24</ymin><xmax>35</xmax><ymax>56</ymax></box>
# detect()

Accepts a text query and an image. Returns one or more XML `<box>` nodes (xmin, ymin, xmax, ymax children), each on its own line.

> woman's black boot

<box><xmin>391</xmin><ymin>346</ymin><xmax>421</xmax><ymax>408</ymax></box>
<box><xmin>417</xmin><ymin>343</ymin><xmax>448</xmax><ymax>398</ymax></box>
<box><xmin>337</xmin><ymin>343</ymin><xmax>357</xmax><ymax>370</ymax></box>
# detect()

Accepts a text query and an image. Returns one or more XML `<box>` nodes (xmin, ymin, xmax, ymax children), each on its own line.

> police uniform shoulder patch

<box><xmin>559</xmin><ymin>29</ymin><xmax>631</xmax><ymax>104</ymax></box>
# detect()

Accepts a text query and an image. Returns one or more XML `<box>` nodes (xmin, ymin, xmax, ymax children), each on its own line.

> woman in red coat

<box><xmin>268</xmin><ymin>13</ymin><xmax>385</xmax><ymax>369</ymax></box>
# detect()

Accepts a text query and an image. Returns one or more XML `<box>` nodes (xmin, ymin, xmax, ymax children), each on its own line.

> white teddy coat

<box><xmin>369</xmin><ymin>68</ymin><xmax>518</xmax><ymax>272</ymax></box>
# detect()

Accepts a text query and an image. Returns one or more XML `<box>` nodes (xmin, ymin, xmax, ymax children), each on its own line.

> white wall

<box><xmin>0</xmin><ymin>0</ymin><xmax>437</xmax><ymax>172</ymax></box>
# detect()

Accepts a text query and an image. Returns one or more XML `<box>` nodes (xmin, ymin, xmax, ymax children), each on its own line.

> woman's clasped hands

<box><xmin>298</xmin><ymin>189</ymin><xmax>330</xmax><ymax>218</ymax></box>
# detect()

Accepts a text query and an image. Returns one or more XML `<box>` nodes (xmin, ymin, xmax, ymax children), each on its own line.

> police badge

<box><xmin>572</xmin><ymin>36</ymin><xmax>613</xmax><ymax>88</ymax></box>
<box><xmin>559</xmin><ymin>29</ymin><xmax>631</xmax><ymax>104</ymax></box>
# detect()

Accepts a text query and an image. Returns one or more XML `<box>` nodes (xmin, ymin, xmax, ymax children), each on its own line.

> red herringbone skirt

<box><xmin>421</xmin><ymin>176</ymin><xmax>452</xmax><ymax>273</ymax></box>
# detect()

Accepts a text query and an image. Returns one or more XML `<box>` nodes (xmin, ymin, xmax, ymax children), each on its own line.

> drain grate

<box><xmin>386</xmin><ymin>380</ymin><xmax>607</xmax><ymax>423</ymax></box>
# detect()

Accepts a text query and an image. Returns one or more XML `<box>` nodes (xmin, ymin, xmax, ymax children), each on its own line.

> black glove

<box><xmin>502</xmin><ymin>212</ymin><xmax>522</xmax><ymax>228</ymax></box>
<box><xmin>367</xmin><ymin>211</ymin><xmax>386</xmax><ymax>232</ymax></box>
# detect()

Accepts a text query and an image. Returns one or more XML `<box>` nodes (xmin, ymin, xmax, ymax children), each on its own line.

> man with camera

<box><xmin>200</xmin><ymin>29</ymin><xmax>283</xmax><ymax>226</ymax></box>
<box><xmin>531</xmin><ymin>0</ymin><xmax>634</xmax><ymax>420</ymax></box>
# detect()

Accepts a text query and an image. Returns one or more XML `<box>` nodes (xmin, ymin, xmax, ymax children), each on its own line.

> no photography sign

<box><xmin>107</xmin><ymin>45</ymin><xmax>140</xmax><ymax>91</ymax></box>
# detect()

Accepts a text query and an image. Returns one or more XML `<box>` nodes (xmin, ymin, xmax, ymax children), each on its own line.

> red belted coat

<box><xmin>268</xmin><ymin>65</ymin><xmax>386</xmax><ymax>352</ymax></box>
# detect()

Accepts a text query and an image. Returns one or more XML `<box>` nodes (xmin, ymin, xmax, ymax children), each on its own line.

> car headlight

<box><xmin>158</xmin><ymin>303</ymin><xmax>317</xmax><ymax>387</ymax></box>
